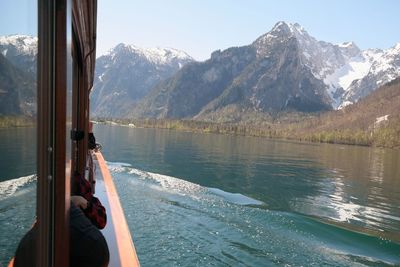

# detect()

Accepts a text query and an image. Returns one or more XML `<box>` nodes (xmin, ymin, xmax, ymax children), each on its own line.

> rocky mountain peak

<box><xmin>337</xmin><ymin>41</ymin><xmax>361</xmax><ymax>58</ymax></box>
<box><xmin>0</xmin><ymin>35</ymin><xmax>38</xmax><ymax>75</ymax></box>
<box><xmin>268</xmin><ymin>21</ymin><xmax>308</xmax><ymax>38</ymax></box>
<box><xmin>103</xmin><ymin>43</ymin><xmax>193</xmax><ymax>67</ymax></box>
<box><xmin>270</xmin><ymin>21</ymin><xmax>292</xmax><ymax>35</ymax></box>
<box><xmin>132</xmin><ymin>22</ymin><xmax>400</xmax><ymax>119</ymax></box>
<box><xmin>0</xmin><ymin>35</ymin><xmax>37</xmax><ymax>56</ymax></box>
<box><xmin>252</xmin><ymin>21</ymin><xmax>300</xmax><ymax>57</ymax></box>
<box><xmin>2</xmin><ymin>23</ymin><xmax>399</xmax><ymax>120</ymax></box>
<box><xmin>387</xmin><ymin>42</ymin><xmax>400</xmax><ymax>56</ymax></box>
<box><xmin>91</xmin><ymin>43</ymin><xmax>195</xmax><ymax>118</ymax></box>
<box><xmin>110</xmin><ymin>43</ymin><xmax>131</xmax><ymax>53</ymax></box>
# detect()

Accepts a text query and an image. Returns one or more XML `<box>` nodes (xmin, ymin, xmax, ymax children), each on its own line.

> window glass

<box><xmin>0</xmin><ymin>0</ymin><xmax>38</xmax><ymax>264</ymax></box>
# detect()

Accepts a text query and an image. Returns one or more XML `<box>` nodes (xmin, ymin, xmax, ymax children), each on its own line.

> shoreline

<box><xmin>94</xmin><ymin>119</ymin><xmax>400</xmax><ymax>150</ymax></box>
<box><xmin>0</xmin><ymin>116</ymin><xmax>35</xmax><ymax>128</ymax></box>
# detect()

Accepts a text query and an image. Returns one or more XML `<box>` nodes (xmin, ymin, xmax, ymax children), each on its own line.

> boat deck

<box><xmin>94</xmin><ymin>152</ymin><xmax>140</xmax><ymax>267</ymax></box>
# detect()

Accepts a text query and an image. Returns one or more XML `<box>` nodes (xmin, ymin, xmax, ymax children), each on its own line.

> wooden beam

<box><xmin>37</xmin><ymin>0</ymin><xmax>68</xmax><ymax>266</ymax></box>
<box><xmin>54</xmin><ymin>1</ymin><xmax>69</xmax><ymax>267</ymax></box>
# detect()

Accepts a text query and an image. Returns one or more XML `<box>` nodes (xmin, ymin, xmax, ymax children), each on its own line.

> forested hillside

<box><xmin>101</xmin><ymin>78</ymin><xmax>400</xmax><ymax>148</ymax></box>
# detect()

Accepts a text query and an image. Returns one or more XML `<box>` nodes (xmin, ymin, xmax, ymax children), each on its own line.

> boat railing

<box><xmin>93</xmin><ymin>151</ymin><xmax>141</xmax><ymax>267</ymax></box>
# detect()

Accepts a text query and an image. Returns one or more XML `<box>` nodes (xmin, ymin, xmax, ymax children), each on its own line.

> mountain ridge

<box><xmin>0</xmin><ymin>26</ymin><xmax>399</xmax><ymax>121</ymax></box>
<box><xmin>0</xmin><ymin>34</ymin><xmax>37</xmax><ymax>75</ymax></box>
<box><xmin>90</xmin><ymin>43</ymin><xmax>194</xmax><ymax>118</ymax></box>
<box><xmin>130</xmin><ymin>21</ymin><xmax>400</xmax><ymax>120</ymax></box>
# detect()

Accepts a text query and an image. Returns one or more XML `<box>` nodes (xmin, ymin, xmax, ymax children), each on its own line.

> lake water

<box><xmin>0</xmin><ymin>125</ymin><xmax>399</xmax><ymax>266</ymax></box>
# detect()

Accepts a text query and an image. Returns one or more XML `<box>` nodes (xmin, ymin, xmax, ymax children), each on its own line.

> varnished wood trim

<box><xmin>95</xmin><ymin>152</ymin><xmax>141</xmax><ymax>267</ymax></box>
<box><xmin>54</xmin><ymin>1</ymin><xmax>69</xmax><ymax>266</ymax></box>
<box><xmin>37</xmin><ymin>1</ymin><xmax>54</xmax><ymax>265</ymax></box>
<box><xmin>7</xmin><ymin>258</ymin><xmax>14</xmax><ymax>267</ymax></box>
<box><xmin>37</xmin><ymin>0</ymin><xmax>69</xmax><ymax>266</ymax></box>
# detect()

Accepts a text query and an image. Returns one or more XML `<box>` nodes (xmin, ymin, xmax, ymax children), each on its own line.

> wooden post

<box><xmin>37</xmin><ymin>0</ymin><xmax>69</xmax><ymax>266</ymax></box>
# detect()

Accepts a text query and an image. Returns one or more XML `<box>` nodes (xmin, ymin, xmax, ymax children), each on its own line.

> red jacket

<box><xmin>73</xmin><ymin>173</ymin><xmax>107</xmax><ymax>229</ymax></box>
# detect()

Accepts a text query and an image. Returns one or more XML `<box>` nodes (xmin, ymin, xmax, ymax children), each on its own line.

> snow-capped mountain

<box><xmin>251</xmin><ymin>22</ymin><xmax>400</xmax><ymax>109</ymax></box>
<box><xmin>0</xmin><ymin>35</ymin><xmax>37</xmax><ymax>116</ymax></box>
<box><xmin>339</xmin><ymin>43</ymin><xmax>400</xmax><ymax>108</ymax></box>
<box><xmin>0</xmin><ymin>35</ymin><xmax>37</xmax><ymax>56</ymax></box>
<box><xmin>91</xmin><ymin>43</ymin><xmax>194</xmax><ymax>118</ymax></box>
<box><xmin>103</xmin><ymin>43</ymin><xmax>192</xmax><ymax>68</ymax></box>
<box><xmin>132</xmin><ymin>22</ymin><xmax>400</xmax><ymax>120</ymax></box>
<box><xmin>0</xmin><ymin>35</ymin><xmax>37</xmax><ymax>74</ymax></box>
<box><xmin>133</xmin><ymin>22</ymin><xmax>333</xmax><ymax>119</ymax></box>
<box><xmin>1</xmin><ymin>27</ymin><xmax>399</xmax><ymax>119</ymax></box>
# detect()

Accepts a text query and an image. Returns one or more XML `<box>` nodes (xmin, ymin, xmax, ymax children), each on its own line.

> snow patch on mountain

<box><xmin>338</xmin><ymin>42</ymin><xmax>400</xmax><ymax>109</ymax></box>
<box><xmin>323</xmin><ymin>50</ymin><xmax>382</xmax><ymax>108</ymax></box>
<box><xmin>370</xmin><ymin>43</ymin><xmax>400</xmax><ymax>77</ymax></box>
<box><xmin>338</xmin><ymin>42</ymin><xmax>355</xmax><ymax>48</ymax></box>
<box><xmin>255</xmin><ymin>22</ymin><xmax>400</xmax><ymax>109</ymax></box>
<box><xmin>91</xmin><ymin>43</ymin><xmax>194</xmax><ymax>118</ymax></box>
<box><xmin>103</xmin><ymin>43</ymin><xmax>193</xmax><ymax>66</ymax></box>
<box><xmin>253</xmin><ymin>22</ymin><xmax>398</xmax><ymax>109</ymax></box>
<box><xmin>325</xmin><ymin>56</ymin><xmax>371</xmax><ymax>91</ymax></box>
<box><xmin>0</xmin><ymin>35</ymin><xmax>37</xmax><ymax>55</ymax></box>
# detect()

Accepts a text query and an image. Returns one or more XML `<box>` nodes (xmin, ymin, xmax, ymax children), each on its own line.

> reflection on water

<box><xmin>303</xmin><ymin>145</ymin><xmax>400</xmax><ymax>240</ymax></box>
<box><xmin>95</xmin><ymin>125</ymin><xmax>400</xmax><ymax>242</ymax></box>
<box><xmin>0</xmin><ymin>128</ymin><xmax>36</xmax><ymax>182</ymax></box>
<box><xmin>1</xmin><ymin>125</ymin><xmax>399</xmax><ymax>266</ymax></box>
<box><xmin>108</xmin><ymin>162</ymin><xmax>400</xmax><ymax>266</ymax></box>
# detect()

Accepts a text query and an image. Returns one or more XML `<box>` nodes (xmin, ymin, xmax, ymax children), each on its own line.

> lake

<box><xmin>1</xmin><ymin>124</ymin><xmax>399</xmax><ymax>266</ymax></box>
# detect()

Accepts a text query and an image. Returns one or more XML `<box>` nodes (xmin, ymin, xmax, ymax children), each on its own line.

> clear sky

<box><xmin>1</xmin><ymin>0</ymin><xmax>400</xmax><ymax>61</ymax></box>
<box><xmin>0</xmin><ymin>0</ymin><xmax>37</xmax><ymax>36</ymax></box>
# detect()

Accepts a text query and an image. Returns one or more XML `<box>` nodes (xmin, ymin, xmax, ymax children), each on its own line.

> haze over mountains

<box><xmin>0</xmin><ymin>22</ymin><xmax>399</xmax><ymax>121</ymax></box>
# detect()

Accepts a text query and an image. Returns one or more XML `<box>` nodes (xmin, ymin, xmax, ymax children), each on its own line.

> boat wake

<box><xmin>208</xmin><ymin>187</ymin><xmax>264</xmax><ymax>206</ymax></box>
<box><xmin>0</xmin><ymin>174</ymin><xmax>36</xmax><ymax>200</ymax></box>
<box><xmin>106</xmin><ymin>161</ymin><xmax>265</xmax><ymax>207</ymax></box>
<box><xmin>106</xmin><ymin>161</ymin><xmax>400</xmax><ymax>266</ymax></box>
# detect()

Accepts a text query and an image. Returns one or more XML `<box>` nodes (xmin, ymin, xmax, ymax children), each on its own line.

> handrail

<box><xmin>94</xmin><ymin>152</ymin><xmax>140</xmax><ymax>267</ymax></box>
<box><xmin>7</xmin><ymin>258</ymin><xmax>14</xmax><ymax>267</ymax></box>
